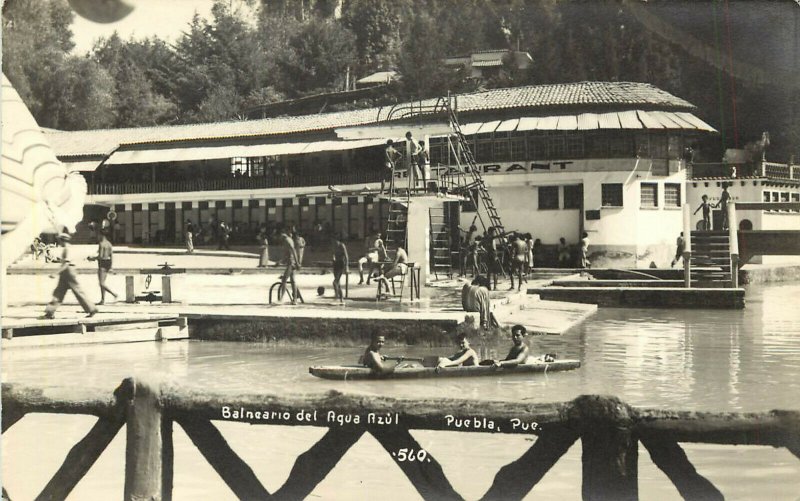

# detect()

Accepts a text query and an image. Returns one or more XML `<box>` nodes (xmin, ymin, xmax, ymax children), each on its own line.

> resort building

<box><xmin>686</xmin><ymin>160</ymin><xmax>800</xmax><ymax>264</ymax></box>
<box><xmin>46</xmin><ymin>81</ymin><xmax>720</xmax><ymax>268</ymax></box>
<box><xmin>444</xmin><ymin>49</ymin><xmax>533</xmax><ymax>80</ymax></box>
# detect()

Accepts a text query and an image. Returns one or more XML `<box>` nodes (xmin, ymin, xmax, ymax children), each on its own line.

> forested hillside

<box><xmin>2</xmin><ymin>0</ymin><xmax>798</xmax><ymax>161</ymax></box>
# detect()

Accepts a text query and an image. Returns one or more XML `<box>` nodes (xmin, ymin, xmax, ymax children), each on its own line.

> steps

<box><xmin>429</xmin><ymin>207</ymin><xmax>452</xmax><ymax>279</ymax></box>
<box><xmin>690</xmin><ymin>231</ymin><xmax>733</xmax><ymax>287</ymax></box>
<box><xmin>384</xmin><ymin>200</ymin><xmax>408</xmax><ymax>259</ymax></box>
<box><xmin>446</xmin><ymin>108</ymin><xmax>505</xmax><ymax>235</ymax></box>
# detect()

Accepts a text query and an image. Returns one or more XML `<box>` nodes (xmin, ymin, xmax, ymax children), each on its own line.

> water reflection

<box><xmin>3</xmin><ymin>283</ymin><xmax>800</xmax><ymax>499</ymax></box>
<box><xmin>4</xmin><ymin>284</ymin><xmax>799</xmax><ymax>412</ymax></box>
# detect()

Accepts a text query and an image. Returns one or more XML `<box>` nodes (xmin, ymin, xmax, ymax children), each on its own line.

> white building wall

<box><xmin>478</xmin><ymin>158</ymin><xmax>686</xmax><ymax>268</ymax></box>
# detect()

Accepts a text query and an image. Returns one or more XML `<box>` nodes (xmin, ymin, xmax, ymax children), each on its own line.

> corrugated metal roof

<box><xmin>673</xmin><ymin>112</ymin><xmax>716</xmax><ymax>132</ymax></box>
<box><xmin>472</xmin><ymin>60</ymin><xmax>504</xmax><ymax>67</ymax></box>
<box><xmin>597</xmin><ymin>112</ymin><xmax>622</xmax><ymax>129</ymax></box>
<box><xmin>477</xmin><ymin>121</ymin><xmax>501</xmax><ymax>134</ymax></box>
<box><xmin>46</xmin><ymin>82</ymin><xmax>700</xmax><ymax>158</ymax></box>
<box><xmin>106</xmin><ymin>138</ymin><xmax>387</xmax><ymax>165</ymax></box>
<box><xmin>576</xmin><ymin>113</ymin><xmax>600</xmax><ymax>130</ymax></box>
<box><xmin>636</xmin><ymin>110</ymin><xmax>664</xmax><ymax>129</ymax></box>
<box><xmin>356</xmin><ymin>71</ymin><xmax>397</xmax><ymax>85</ymax></box>
<box><xmin>495</xmin><ymin>118</ymin><xmax>519</xmax><ymax>132</ymax></box>
<box><xmin>617</xmin><ymin>110</ymin><xmax>644</xmax><ymax>129</ymax></box>
<box><xmin>556</xmin><ymin>115</ymin><xmax>578</xmax><ymax>130</ymax></box>
<box><xmin>516</xmin><ymin>117</ymin><xmax>541</xmax><ymax>131</ymax></box>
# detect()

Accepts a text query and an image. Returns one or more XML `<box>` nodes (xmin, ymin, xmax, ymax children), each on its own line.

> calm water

<box><xmin>3</xmin><ymin>283</ymin><xmax>800</xmax><ymax>499</ymax></box>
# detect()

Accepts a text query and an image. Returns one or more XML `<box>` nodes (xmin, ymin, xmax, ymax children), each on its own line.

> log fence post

<box><xmin>568</xmin><ymin>395</ymin><xmax>638</xmax><ymax>501</ymax></box>
<box><xmin>124</xmin><ymin>378</ymin><xmax>163</xmax><ymax>501</ymax></box>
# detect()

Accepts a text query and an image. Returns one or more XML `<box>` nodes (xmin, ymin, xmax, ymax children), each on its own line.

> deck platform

<box><xmin>1</xmin><ymin>313</ymin><xmax>189</xmax><ymax>348</ymax></box>
<box><xmin>527</xmin><ymin>286</ymin><xmax>746</xmax><ymax>309</ymax></box>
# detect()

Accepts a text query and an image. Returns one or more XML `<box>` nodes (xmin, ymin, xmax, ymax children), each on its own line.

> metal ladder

<box><xmin>443</xmin><ymin>104</ymin><xmax>505</xmax><ymax>235</ymax></box>
<box><xmin>429</xmin><ymin>206</ymin><xmax>452</xmax><ymax>279</ymax></box>
<box><xmin>383</xmin><ymin>199</ymin><xmax>408</xmax><ymax>259</ymax></box>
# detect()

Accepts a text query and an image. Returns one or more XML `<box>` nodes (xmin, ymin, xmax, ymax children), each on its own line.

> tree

<box><xmin>277</xmin><ymin>18</ymin><xmax>356</xmax><ymax>94</ymax></box>
<box><xmin>2</xmin><ymin>0</ymin><xmax>75</xmax><ymax>120</ymax></box>
<box><xmin>41</xmin><ymin>56</ymin><xmax>116</xmax><ymax>129</ymax></box>
<box><xmin>397</xmin><ymin>12</ymin><xmax>450</xmax><ymax>98</ymax></box>
<box><xmin>342</xmin><ymin>0</ymin><xmax>402</xmax><ymax>72</ymax></box>
<box><xmin>91</xmin><ymin>34</ymin><xmax>178</xmax><ymax>127</ymax></box>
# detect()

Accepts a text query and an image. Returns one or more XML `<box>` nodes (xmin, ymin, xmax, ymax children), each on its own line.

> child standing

<box><xmin>694</xmin><ymin>194</ymin><xmax>712</xmax><ymax>230</ymax></box>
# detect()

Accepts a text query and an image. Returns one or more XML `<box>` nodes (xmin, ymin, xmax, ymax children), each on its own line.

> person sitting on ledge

<box><xmin>362</xmin><ymin>332</ymin><xmax>395</xmax><ymax>374</ymax></box>
<box><xmin>493</xmin><ymin>324</ymin><xmax>530</xmax><ymax>368</ymax></box>
<box><xmin>437</xmin><ymin>333</ymin><xmax>479</xmax><ymax>369</ymax></box>
<box><xmin>461</xmin><ymin>275</ymin><xmax>492</xmax><ymax>329</ymax></box>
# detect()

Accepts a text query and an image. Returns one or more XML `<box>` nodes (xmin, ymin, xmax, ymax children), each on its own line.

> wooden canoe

<box><xmin>309</xmin><ymin>359</ymin><xmax>580</xmax><ymax>380</ymax></box>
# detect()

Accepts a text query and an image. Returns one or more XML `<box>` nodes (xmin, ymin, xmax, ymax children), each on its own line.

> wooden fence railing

<box><xmin>2</xmin><ymin>378</ymin><xmax>799</xmax><ymax>500</ymax></box>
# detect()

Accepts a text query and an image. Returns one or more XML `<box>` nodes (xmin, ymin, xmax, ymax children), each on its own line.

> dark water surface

<box><xmin>3</xmin><ymin>283</ymin><xmax>799</xmax><ymax>499</ymax></box>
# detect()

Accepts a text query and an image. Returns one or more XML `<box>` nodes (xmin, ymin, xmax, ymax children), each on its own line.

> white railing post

<box><xmin>683</xmin><ymin>203</ymin><xmax>692</xmax><ymax>288</ymax></box>
<box><xmin>728</xmin><ymin>203</ymin><xmax>739</xmax><ymax>288</ymax></box>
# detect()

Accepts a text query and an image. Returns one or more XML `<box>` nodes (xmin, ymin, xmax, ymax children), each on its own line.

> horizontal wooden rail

<box><xmin>3</xmin><ymin>380</ymin><xmax>799</xmax><ymax>501</ymax></box>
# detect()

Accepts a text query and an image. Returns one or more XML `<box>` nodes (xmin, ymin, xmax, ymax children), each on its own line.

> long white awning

<box><xmin>105</xmin><ymin>138</ymin><xmax>387</xmax><ymax>166</ymax></box>
<box><xmin>63</xmin><ymin>160</ymin><xmax>105</xmax><ymax>172</ymax></box>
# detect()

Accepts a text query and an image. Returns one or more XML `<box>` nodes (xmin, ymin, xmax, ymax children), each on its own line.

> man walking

<box><xmin>43</xmin><ymin>233</ymin><xmax>98</xmax><ymax>318</ymax></box>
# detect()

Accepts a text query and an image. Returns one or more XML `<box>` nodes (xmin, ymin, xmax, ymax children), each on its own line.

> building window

<box><xmin>636</xmin><ymin>134</ymin><xmax>650</xmax><ymax>157</ymax></box>
<box><xmin>231</xmin><ymin>157</ymin><xmax>246</xmax><ymax>175</ymax></box>
<box><xmin>588</xmin><ymin>134</ymin><xmax>609</xmax><ymax>157</ymax></box>
<box><xmin>602</xmin><ymin>183</ymin><xmax>623</xmax><ymax>207</ymax></box>
<box><xmin>640</xmin><ymin>183</ymin><xmax>658</xmax><ymax>208</ymax></box>
<box><xmin>565</xmin><ymin>134</ymin><xmax>584</xmax><ymax>158</ymax></box>
<box><xmin>528</xmin><ymin>135</ymin><xmax>546</xmax><ymax>159</ymax></box>
<box><xmin>763</xmin><ymin>191</ymin><xmax>771</xmax><ymax>202</ymax></box>
<box><xmin>664</xmin><ymin>183</ymin><xmax>681</xmax><ymax>207</ymax></box>
<box><xmin>429</xmin><ymin>138</ymin><xmax>446</xmax><ymax>165</ymax></box>
<box><xmin>328</xmin><ymin>153</ymin><xmax>343</xmax><ymax>171</ymax></box>
<box><xmin>538</xmin><ymin>186</ymin><xmax>559</xmax><ymax>210</ymax></box>
<box><xmin>548</xmin><ymin>134</ymin><xmax>566</xmax><ymax>159</ymax></box>
<box><xmin>781</xmin><ymin>192</ymin><xmax>790</xmax><ymax>202</ymax></box>
<box><xmin>668</xmin><ymin>136</ymin><xmax>683</xmax><ymax>160</ymax></box>
<box><xmin>650</xmin><ymin>135</ymin><xmax>668</xmax><ymax>159</ymax></box>
<box><xmin>493</xmin><ymin>139</ymin><xmax>510</xmax><ymax>162</ymax></box>
<box><xmin>510</xmin><ymin>133</ymin><xmax>526</xmax><ymax>161</ymax></box>
<box><xmin>476</xmin><ymin>139</ymin><xmax>493</xmax><ymax>163</ymax></box>
<box><xmin>609</xmin><ymin>135</ymin><xmax>633</xmax><ymax>157</ymax></box>
<box><xmin>563</xmin><ymin>185</ymin><xmax>582</xmax><ymax>209</ymax></box>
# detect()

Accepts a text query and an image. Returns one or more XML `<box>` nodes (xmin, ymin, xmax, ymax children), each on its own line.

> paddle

<box><xmin>357</xmin><ymin>355</ymin><xmax>440</xmax><ymax>367</ymax></box>
<box><xmin>384</xmin><ymin>356</ymin><xmax>440</xmax><ymax>367</ymax></box>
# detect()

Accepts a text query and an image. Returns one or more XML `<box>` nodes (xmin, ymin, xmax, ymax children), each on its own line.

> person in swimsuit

<box><xmin>278</xmin><ymin>225</ymin><xmax>300</xmax><ymax>304</ymax></box>
<box><xmin>437</xmin><ymin>333</ymin><xmax>479</xmax><ymax>368</ymax></box>
<box><xmin>362</xmin><ymin>332</ymin><xmax>395</xmax><ymax>374</ymax></box>
<box><xmin>332</xmin><ymin>235</ymin><xmax>349</xmax><ymax>304</ymax></box>
<box><xmin>87</xmin><ymin>230</ymin><xmax>118</xmax><ymax>304</ymax></box>
<box><xmin>493</xmin><ymin>325</ymin><xmax>530</xmax><ymax>368</ymax></box>
<box><xmin>509</xmin><ymin>233</ymin><xmax>528</xmax><ymax>291</ymax></box>
<box><xmin>374</xmin><ymin>247</ymin><xmax>409</xmax><ymax>297</ymax></box>
<box><xmin>694</xmin><ymin>194</ymin><xmax>711</xmax><ymax>230</ymax></box>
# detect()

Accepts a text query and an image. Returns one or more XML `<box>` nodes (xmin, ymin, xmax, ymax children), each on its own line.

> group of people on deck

<box><xmin>383</xmin><ymin>131</ymin><xmax>434</xmax><ymax>194</ymax></box>
<box><xmin>362</xmin><ymin>324</ymin><xmax>532</xmax><ymax>374</ymax></box>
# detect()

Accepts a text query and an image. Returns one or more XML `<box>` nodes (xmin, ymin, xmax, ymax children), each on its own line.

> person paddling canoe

<box><xmin>493</xmin><ymin>324</ymin><xmax>530</xmax><ymax>368</ymax></box>
<box><xmin>362</xmin><ymin>332</ymin><xmax>395</xmax><ymax>375</ymax></box>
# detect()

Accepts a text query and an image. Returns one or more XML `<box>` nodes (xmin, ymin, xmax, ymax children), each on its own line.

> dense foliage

<box><xmin>2</xmin><ymin>0</ymin><xmax>797</xmax><ymax>161</ymax></box>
